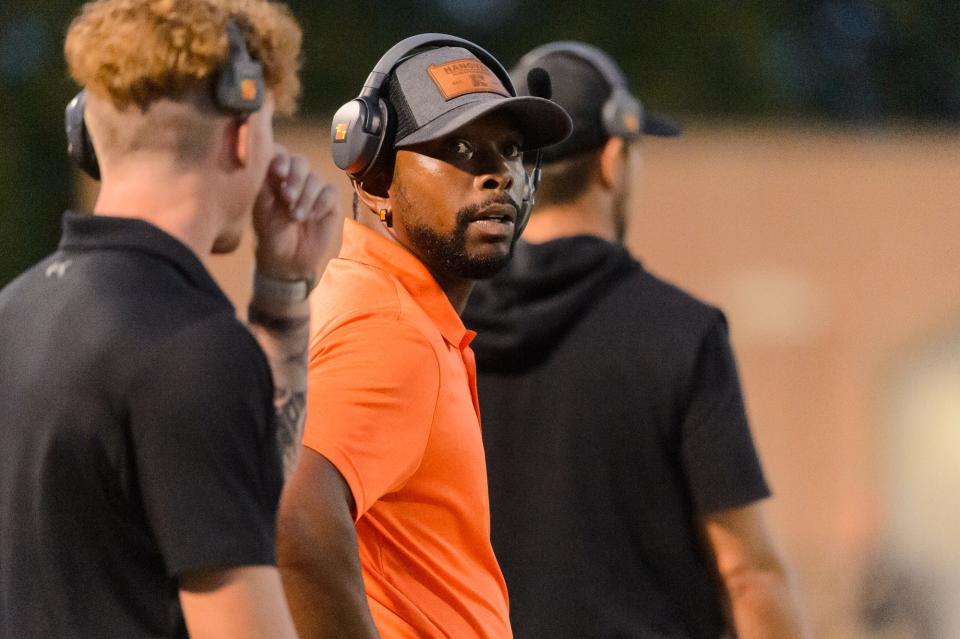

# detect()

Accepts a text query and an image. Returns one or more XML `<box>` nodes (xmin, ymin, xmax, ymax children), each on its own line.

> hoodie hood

<box><xmin>464</xmin><ymin>235</ymin><xmax>635</xmax><ymax>371</ymax></box>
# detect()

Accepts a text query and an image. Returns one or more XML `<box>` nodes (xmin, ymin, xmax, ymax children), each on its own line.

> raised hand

<box><xmin>248</xmin><ymin>145</ymin><xmax>341</xmax><ymax>477</ymax></box>
<box><xmin>253</xmin><ymin>144</ymin><xmax>342</xmax><ymax>282</ymax></box>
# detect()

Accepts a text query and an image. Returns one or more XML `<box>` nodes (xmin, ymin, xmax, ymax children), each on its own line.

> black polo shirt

<box><xmin>0</xmin><ymin>212</ymin><xmax>283</xmax><ymax>638</ymax></box>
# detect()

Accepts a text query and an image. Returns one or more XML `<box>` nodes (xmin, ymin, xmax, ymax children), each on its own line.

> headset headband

<box><xmin>361</xmin><ymin>33</ymin><xmax>516</xmax><ymax>98</ymax></box>
<box><xmin>515</xmin><ymin>40</ymin><xmax>643</xmax><ymax>141</ymax></box>
<box><xmin>517</xmin><ymin>41</ymin><xmax>629</xmax><ymax>91</ymax></box>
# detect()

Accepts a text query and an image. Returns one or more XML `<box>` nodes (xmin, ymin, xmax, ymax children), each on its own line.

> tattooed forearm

<box><xmin>248</xmin><ymin>310</ymin><xmax>309</xmax><ymax>477</ymax></box>
<box><xmin>246</xmin><ymin>274</ymin><xmax>312</xmax><ymax>479</ymax></box>
<box><xmin>272</xmin><ymin>386</ymin><xmax>307</xmax><ymax>475</ymax></box>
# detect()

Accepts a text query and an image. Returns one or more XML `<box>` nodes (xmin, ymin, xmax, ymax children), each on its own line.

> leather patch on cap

<box><xmin>427</xmin><ymin>58</ymin><xmax>510</xmax><ymax>101</ymax></box>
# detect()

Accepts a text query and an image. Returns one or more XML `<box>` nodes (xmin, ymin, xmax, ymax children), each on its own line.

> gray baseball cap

<box><xmin>388</xmin><ymin>46</ymin><xmax>572</xmax><ymax>151</ymax></box>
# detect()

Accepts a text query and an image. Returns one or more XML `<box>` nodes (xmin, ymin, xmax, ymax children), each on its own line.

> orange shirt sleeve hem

<box><xmin>301</xmin><ymin>438</ymin><xmax>368</xmax><ymax>522</ymax></box>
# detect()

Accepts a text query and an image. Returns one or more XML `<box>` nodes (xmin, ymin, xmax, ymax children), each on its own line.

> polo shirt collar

<box><xmin>340</xmin><ymin>219</ymin><xmax>472</xmax><ymax>349</ymax></box>
<box><xmin>58</xmin><ymin>211</ymin><xmax>231</xmax><ymax>307</ymax></box>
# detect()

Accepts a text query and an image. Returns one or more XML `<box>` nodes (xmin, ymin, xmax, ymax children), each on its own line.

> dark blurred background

<box><xmin>2</xmin><ymin>0</ymin><xmax>959</xmax><ymax>286</ymax></box>
<box><xmin>2</xmin><ymin>3</ymin><xmax>960</xmax><ymax>638</ymax></box>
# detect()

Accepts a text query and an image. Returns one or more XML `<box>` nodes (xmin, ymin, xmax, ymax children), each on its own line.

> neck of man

<box><xmin>429</xmin><ymin>271</ymin><xmax>474</xmax><ymax>315</ymax></box>
<box><xmin>357</xmin><ymin>212</ymin><xmax>475</xmax><ymax>315</ymax></box>
<box><xmin>93</xmin><ymin>163</ymin><xmax>229</xmax><ymax>258</ymax></box>
<box><xmin>520</xmin><ymin>184</ymin><xmax>620</xmax><ymax>245</ymax></box>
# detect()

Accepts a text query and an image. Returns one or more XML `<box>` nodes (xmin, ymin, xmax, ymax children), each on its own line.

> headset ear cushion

<box><xmin>357</xmin><ymin>97</ymin><xmax>396</xmax><ymax>197</ymax></box>
<box><xmin>331</xmin><ymin>97</ymin><xmax>394</xmax><ymax>197</ymax></box>
<box><xmin>601</xmin><ymin>88</ymin><xmax>642</xmax><ymax>139</ymax></box>
<box><xmin>214</xmin><ymin>20</ymin><xmax>264</xmax><ymax>114</ymax></box>
<box><xmin>331</xmin><ymin>97</ymin><xmax>384</xmax><ymax>177</ymax></box>
<box><xmin>65</xmin><ymin>91</ymin><xmax>101</xmax><ymax>180</ymax></box>
<box><xmin>215</xmin><ymin>56</ymin><xmax>264</xmax><ymax>113</ymax></box>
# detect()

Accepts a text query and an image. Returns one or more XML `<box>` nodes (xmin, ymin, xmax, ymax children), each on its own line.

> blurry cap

<box><xmin>512</xmin><ymin>42</ymin><xmax>681</xmax><ymax>162</ymax></box>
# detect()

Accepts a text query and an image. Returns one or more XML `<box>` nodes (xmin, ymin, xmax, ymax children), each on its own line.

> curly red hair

<box><xmin>65</xmin><ymin>0</ymin><xmax>302</xmax><ymax>115</ymax></box>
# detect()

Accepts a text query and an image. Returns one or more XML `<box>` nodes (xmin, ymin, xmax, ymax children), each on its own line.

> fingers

<box><xmin>293</xmin><ymin>179</ymin><xmax>338</xmax><ymax>223</ymax></box>
<box><xmin>254</xmin><ymin>175</ymin><xmax>278</xmax><ymax>215</ymax></box>
<box><xmin>264</xmin><ymin>145</ymin><xmax>302</xmax><ymax>212</ymax></box>
<box><xmin>266</xmin><ymin>145</ymin><xmax>291</xmax><ymax>187</ymax></box>
<box><xmin>310</xmin><ymin>183</ymin><xmax>339</xmax><ymax>222</ymax></box>
<box><xmin>262</xmin><ymin>146</ymin><xmax>337</xmax><ymax>224</ymax></box>
<box><xmin>277</xmin><ymin>154</ymin><xmax>310</xmax><ymax>211</ymax></box>
<box><xmin>290</xmin><ymin>174</ymin><xmax>323</xmax><ymax>222</ymax></box>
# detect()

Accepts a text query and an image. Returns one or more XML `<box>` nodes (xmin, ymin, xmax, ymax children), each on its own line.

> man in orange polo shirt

<box><xmin>276</xmin><ymin>37</ymin><xmax>570</xmax><ymax>638</ymax></box>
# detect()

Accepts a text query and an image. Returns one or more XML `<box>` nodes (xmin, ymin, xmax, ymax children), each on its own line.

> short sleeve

<box><xmin>679</xmin><ymin>313</ymin><xmax>771</xmax><ymax>514</ymax></box>
<box><xmin>302</xmin><ymin>316</ymin><xmax>440</xmax><ymax>518</ymax></box>
<box><xmin>128</xmin><ymin>315</ymin><xmax>282</xmax><ymax>578</ymax></box>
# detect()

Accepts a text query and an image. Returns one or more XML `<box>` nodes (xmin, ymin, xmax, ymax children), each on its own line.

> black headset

<box><xmin>515</xmin><ymin>41</ymin><xmax>644</xmax><ymax>140</ymax></box>
<box><xmin>330</xmin><ymin>33</ymin><xmax>543</xmax><ymax>234</ymax></box>
<box><xmin>65</xmin><ymin>20</ymin><xmax>265</xmax><ymax>181</ymax></box>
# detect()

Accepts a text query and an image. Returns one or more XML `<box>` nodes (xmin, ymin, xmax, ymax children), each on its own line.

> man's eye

<box><xmin>503</xmin><ymin>143</ymin><xmax>521</xmax><ymax>160</ymax></box>
<box><xmin>453</xmin><ymin>140</ymin><xmax>474</xmax><ymax>158</ymax></box>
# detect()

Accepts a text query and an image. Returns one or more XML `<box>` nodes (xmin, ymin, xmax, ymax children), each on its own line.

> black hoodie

<box><xmin>466</xmin><ymin>234</ymin><xmax>634</xmax><ymax>371</ymax></box>
<box><xmin>464</xmin><ymin>235</ymin><xmax>770</xmax><ymax>639</ymax></box>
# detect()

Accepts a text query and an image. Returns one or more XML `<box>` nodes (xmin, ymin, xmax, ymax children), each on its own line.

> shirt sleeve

<box><xmin>128</xmin><ymin>314</ymin><xmax>282</xmax><ymax>578</ymax></box>
<box><xmin>679</xmin><ymin>312</ymin><xmax>771</xmax><ymax>514</ymax></box>
<box><xmin>302</xmin><ymin>315</ymin><xmax>440</xmax><ymax>519</ymax></box>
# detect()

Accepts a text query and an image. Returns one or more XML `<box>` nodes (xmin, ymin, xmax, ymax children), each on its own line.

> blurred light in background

<box><xmin>882</xmin><ymin>330</ymin><xmax>960</xmax><ymax>637</ymax></box>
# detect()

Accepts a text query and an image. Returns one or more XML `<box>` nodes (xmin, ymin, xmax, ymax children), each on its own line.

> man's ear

<box><xmin>598</xmin><ymin>136</ymin><xmax>625</xmax><ymax>191</ymax></box>
<box><xmin>353</xmin><ymin>180</ymin><xmax>389</xmax><ymax>216</ymax></box>
<box><xmin>232</xmin><ymin>117</ymin><xmax>250</xmax><ymax>167</ymax></box>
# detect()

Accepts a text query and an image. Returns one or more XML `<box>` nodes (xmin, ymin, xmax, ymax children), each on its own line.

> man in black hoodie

<box><xmin>464</xmin><ymin>42</ymin><xmax>811</xmax><ymax>639</ymax></box>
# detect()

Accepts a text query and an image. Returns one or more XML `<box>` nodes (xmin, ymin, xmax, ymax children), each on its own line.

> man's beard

<box><xmin>406</xmin><ymin>195</ymin><xmax>519</xmax><ymax>281</ymax></box>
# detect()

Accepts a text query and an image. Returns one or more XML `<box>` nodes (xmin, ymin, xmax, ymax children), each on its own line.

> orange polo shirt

<box><xmin>303</xmin><ymin>219</ymin><xmax>512</xmax><ymax>638</ymax></box>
